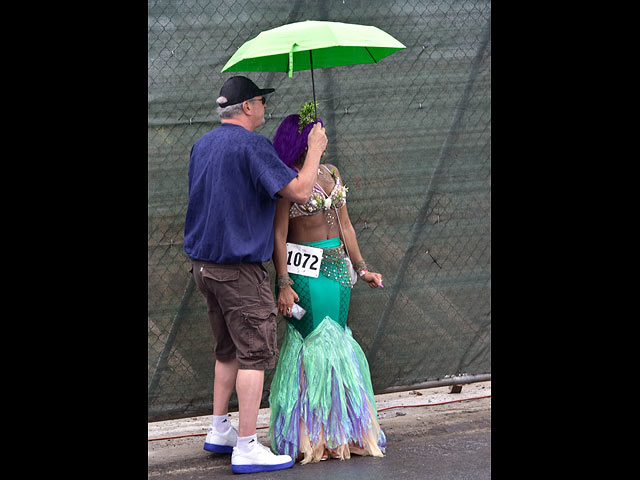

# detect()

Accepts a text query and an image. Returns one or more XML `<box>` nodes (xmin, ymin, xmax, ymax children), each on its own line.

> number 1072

<box><xmin>287</xmin><ymin>250</ymin><xmax>319</xmax><ymax>270</ymax></box>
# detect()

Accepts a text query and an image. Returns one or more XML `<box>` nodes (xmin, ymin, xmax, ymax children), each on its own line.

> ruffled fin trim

<box><xmin>298</xmin><ymin>393</ymin><xmax>384</xmax><ymax>464</ymax></box>
<box><xmin>269</xmin><ymin>317</ymin><xmax>386</xmax><ymax>463</ymax></box>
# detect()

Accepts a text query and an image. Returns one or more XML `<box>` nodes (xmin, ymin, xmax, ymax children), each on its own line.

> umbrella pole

<box><xmin>309</xmin><ymin>51</ymin><xmax>317</xmax><ymax>120</ymax></box>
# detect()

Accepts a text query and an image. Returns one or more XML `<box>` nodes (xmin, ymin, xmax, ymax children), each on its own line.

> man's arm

<box><xmin>277</xmin><ymin>123</ymin><xmax>328</xmax><ymax>204</ymax></box>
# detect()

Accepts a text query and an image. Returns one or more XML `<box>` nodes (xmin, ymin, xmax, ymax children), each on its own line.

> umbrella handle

<box><xmin>310</xmin><ymin>51</ymin><xmax>317</xmax><ymax>121</ymax></box>
<box><xmin>288</xmin><ymin>46</ymin><xmax>317</xmax><ymax>121</ymax></box>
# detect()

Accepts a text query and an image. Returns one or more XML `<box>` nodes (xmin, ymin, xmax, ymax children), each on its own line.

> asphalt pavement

<box><xmin>148</xmin><ymin>381</ymin><xmax>491</xmax><ymax>479</ymax></box>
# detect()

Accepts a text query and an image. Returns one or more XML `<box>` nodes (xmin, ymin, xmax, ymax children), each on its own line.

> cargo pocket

<box><xmin>197</xmin><ymin>265</ymin><xmax>240</xmax><ymax>306</ymax></box>
<box><xmin>201</xmin><ymin>266</ymin><xmax>239</xmax><ymax>283</ymax></box>
<box><xmin>200</xmin><ymin>265</ymin><xmax>239</xmax><ymax>287</ymax></box>
<box><xmin>241</xmin><ymin>305</ymin><xmax>278</xmax><ymax>358</ymax></box>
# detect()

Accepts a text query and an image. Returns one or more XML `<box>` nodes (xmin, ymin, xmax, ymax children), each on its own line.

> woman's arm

<box><xmin>273</xmin><ymin>198</ymin><xmax>299</xmax><ymax>316</ymax></box>
<box><xmin>336</xmin><ymin>202</ymin><xmax>384</xmax><ymax>289</ymax></box>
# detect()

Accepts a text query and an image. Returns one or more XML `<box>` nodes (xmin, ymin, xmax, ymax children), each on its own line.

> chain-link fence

<box><xmin>148</xmin><ymin>0</ymin><xmax>491</xmax><ymax>422</ymax></box>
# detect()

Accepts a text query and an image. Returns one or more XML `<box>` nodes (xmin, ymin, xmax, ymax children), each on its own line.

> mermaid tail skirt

<box><xmin>269</xmin><ymin>238</ymin><xmax>386</xmax><ymax>463</ymax></box>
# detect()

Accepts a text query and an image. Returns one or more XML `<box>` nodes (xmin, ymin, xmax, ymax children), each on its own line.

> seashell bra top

<box><xmin>289</xmin><ymin>164</ymin><xmax>348</xmax><ymax>219</ymax></box>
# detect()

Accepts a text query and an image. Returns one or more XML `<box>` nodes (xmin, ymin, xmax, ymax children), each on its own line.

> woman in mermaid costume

<box><xmin>268</xmin><ymin>104</ymin><xmax>386</xmax><ymax>464</ymax></box>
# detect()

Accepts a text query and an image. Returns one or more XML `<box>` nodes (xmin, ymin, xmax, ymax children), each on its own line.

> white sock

<box><xmin>212</xmin><ymin>414</ymin><xmax>230</xmax><ymax>433</ymax></box>
<box><xmin>236</xmin><ymin>434</ymin><xmax>258</xmax><ymax>453</ymax></box>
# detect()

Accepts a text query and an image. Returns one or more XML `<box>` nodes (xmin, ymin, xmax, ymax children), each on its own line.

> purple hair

<box><xmin>272</xmin><ymin>114</ymin><xmax>323</xmax><ymax>171</ymax></box>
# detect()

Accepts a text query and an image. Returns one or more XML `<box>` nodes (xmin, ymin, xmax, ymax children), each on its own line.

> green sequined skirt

<box><xmin>277</xmin><ymin>237</ymin><xmax>352</xmax><ymax>339</ymax></box>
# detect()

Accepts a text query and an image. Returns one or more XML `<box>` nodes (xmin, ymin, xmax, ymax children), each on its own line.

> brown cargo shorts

<box><xmin>191</xmin><ymin>261</ymin><xmax>278</xmax><ymax>370</ymax></box>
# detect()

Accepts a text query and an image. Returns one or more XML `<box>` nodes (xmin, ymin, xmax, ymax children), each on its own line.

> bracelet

<box><xmin>359</xmin><ymin>269</ymin><xmax>369</xmax><ymax>277</ymax></box>
<box><xmin>277</xmin><ymin>273</ymin><xmax>294</xmax><ymax>288</ymax></box>
<box><xmin>353</xmin><ymin>259</ymin><xmax>367</xmax><ymax>275</ymax></box>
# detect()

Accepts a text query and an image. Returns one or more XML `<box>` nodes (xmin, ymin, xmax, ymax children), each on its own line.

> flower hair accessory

<box><xmin>298</xmin><ymin>99</ymin><xmax>319</xmax><ymax>133</ymax></box>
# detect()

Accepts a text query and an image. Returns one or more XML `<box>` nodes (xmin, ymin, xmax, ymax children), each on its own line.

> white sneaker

<box><xmin>203</xmin><ymin>424</ymin><xmax>237</xmax><ymax>454</ymax></box>
<box><xmin>231</xmin><ymin>438</ymin><xmax>294</xmax><ymax>474</ymax></box>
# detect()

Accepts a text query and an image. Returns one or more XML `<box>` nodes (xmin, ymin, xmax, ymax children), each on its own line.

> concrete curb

<box><xmin>148</xmin><ymin>380</ymin><xmax>491</xmax><ymax>441</ymax></box>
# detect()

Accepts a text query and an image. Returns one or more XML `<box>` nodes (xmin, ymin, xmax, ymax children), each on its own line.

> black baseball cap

<box><xmin>216</xmin><ymin>76</ymin><xmax>275</xmax><ymax>108</ymax></box>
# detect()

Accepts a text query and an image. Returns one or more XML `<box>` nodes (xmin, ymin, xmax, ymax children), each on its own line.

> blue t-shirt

<box><xmin>184</xmin><ymin>123</ymin><xmax>297</xmax><ymax>263</ymax></box>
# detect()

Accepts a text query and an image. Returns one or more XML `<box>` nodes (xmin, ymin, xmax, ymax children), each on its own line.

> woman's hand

<box><xmin>278</xmin><ymin>285</ymin><xmax>300</xmax><ymax>317</ymax></box>
<box><xmin>362</xmin><ymin>271</ymin><xmax>384</xmax><ymax>289</ymax></box>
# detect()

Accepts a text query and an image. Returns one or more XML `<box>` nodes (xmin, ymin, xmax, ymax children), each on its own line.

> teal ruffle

<box><xmin>269</xmin><ymin>317</ymin><xmax>386</xmax><ymax>459</ymax></box>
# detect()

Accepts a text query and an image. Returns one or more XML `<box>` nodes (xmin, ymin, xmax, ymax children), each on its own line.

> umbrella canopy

<box><xmin>221</xmin><ymin>20</ymin><xmax>405</xmax><ymax>119</ymax></box>
<box><xmin>222</xmin><ymin>20</ymin><xmax>405</xmax><ymax>77</ymax></box>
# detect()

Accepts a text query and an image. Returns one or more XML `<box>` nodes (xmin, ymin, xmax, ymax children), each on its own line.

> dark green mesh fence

<box><xmin>148</xmin><ymin>0</ymin><xmax>491</xmax><ymax>422</ymax></box>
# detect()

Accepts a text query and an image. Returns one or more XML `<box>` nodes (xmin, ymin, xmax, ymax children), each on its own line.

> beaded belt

<box><xmin>316</xmin><ymin>242</ymin><xmax>352</xmax><ymax>289</ymax></box>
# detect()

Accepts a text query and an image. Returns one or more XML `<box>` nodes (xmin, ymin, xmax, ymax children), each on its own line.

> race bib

<box><xmin>286</xmin><ymin>243</ymin><xmax>323</xmax><ymax>278</ymax></box>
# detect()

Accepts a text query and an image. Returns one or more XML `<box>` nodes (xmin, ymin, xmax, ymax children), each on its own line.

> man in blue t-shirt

<box><xmin>184</xmin><ymin>76</ymin><xmax>327</xmax><ymax>474</ymax></box>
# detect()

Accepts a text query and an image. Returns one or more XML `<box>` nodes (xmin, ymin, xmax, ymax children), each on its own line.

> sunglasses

<box><xmin>248</xmin><ymin>97</ymin><xmax>266</xmax><ymax>105</ymax></box>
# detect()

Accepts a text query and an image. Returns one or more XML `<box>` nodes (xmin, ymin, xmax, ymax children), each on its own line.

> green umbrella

<box><xmin>221</xmin><ymin>20</ymin><xmax>406</xmax><ymax>119</ymax></box>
